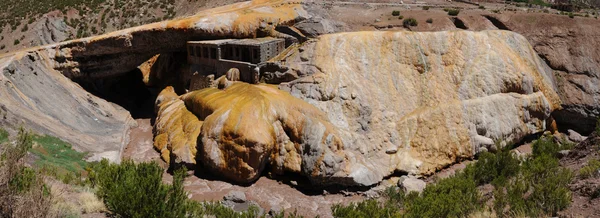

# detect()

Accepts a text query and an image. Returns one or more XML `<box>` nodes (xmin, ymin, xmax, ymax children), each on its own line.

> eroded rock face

<box><xmin>484</xmin><ymin>14</ymin><xmax>600</xmax><ymax>134</ymax></box>
<box><xmin>156</xmin><ymin>82</ymin><xmax>374</xmax><ymax>185</ymax></box>
<box><xmin>155</xmin><ymin>30</ymin><xmax>562</xmax><ymax>186</ymax></box>
<box><xmin>154</xmin><ymin>86</ymin><xmax>202</xmax><ymax>165</ymax></box>
<box><xmin>0</xmin><ymin>0</ymin><xmax>314</xmax><ymax>163</ymax></box>
<box><xmin>0</xmin><ymin>51</ymin><xmax>135</xmax><ymax>162</ymax></box>
<box><xmin>277</xmin><ymin>30</ymin><xmax>560</xmax><ymax>181</ymax></box>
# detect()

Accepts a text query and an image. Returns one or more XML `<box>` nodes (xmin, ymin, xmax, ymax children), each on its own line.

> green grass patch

<box><xmin>579</xmin><ymin>159</ymin><xmax>600</xmax><ymax>179</ymax></box>
<box><xmin>29</xmin><ymin>134</ymin><xmax>88</xmax><ymax>183</ymax></box>
<box><xmin>0</xmin><ymin>128</ymin><xmax>8</xmax><ymax>144</ymax></box>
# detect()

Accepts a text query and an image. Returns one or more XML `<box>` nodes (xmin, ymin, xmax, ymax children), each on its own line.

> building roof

<box><xmin>188</xmin><ymin>39</ymin><xmax>235</xmax><ymax>45</ymax></box>
<box><xmin>230</xmin><ymin>37</ymin><xmax>284</xmax><ymax>46</ymax></box>
<box><xmin>187</xmin><ymin>37</ymin><xmax>283</xmax><ymax>46</ymax></box>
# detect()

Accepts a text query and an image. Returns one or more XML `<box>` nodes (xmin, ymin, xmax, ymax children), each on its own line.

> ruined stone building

<box><xmin>187</xmin><ymin>37</ymin><xmax>285</xmax><ymax>90</ymax></box>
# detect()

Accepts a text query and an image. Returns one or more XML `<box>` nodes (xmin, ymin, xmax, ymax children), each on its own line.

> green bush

<box><xmin>334</xmin><ymin>171</ymin><xmax>480</xmax><ymax>218</ymax></box>
<box><xmin>89</xmin><ymin>160</ymin><xmax>261</xmax><ymax>218</ymax></box>
<box><xmin>426</xmin><ymin>18</ymin><xmax>433</xmax><ymax>23</ymax></box>
<box><xmin>422</xmin><ymin>6</ymin><xmax>430</xmax><ymax>10</ymax></box>
<box><xmin>0</xmin><ymin>128</ymin><xmax>52</xmax><ymax>217</ymax></box>
<box><xmin>532</xmin><ymin>136</ymin><xmax>571</xmax><ymax>158</ymax></box>
<box><xmin>479</xmin><ymin>5</ymin><xmax>486</xmax><ymax>9</ymax></box>
<box><xmin>579</xmin><ymin>159</ymin><xmax>600</xmax><ymax>179</ymax></box>
<box><xmin>492</xmin><ymin>137</ymin><xmax>573</xmax><ymax>217</ymax></box>
<box><xmin>403</xmin><ymin>17</ymin><xmax>418</xmax><ymax>27</ymax></box>
<box><xmin>13</xmin><ymin>39</ymin><xmax>20</xmax><ymax>45</ymax></box>
<box><xmin>471</xmin><ymin>150</ymin><xmax>520</xmax><ymax>186</ymax></box>
<box><xmin>332</xmin><ymin>199</ymin><xmax>401</xmax><ymax>218</ymax></box>
<box><xmin>90</xmin><ymin>160</ymin><xmax>192</xmax><ymax>217</ymax></box>
<box><xmin>392</xmin><ymin>10</ymin><xmax>400</xmax><ymax>16</ymax></box>
<box><xmin>398</xmin><ymin>15</ymin><xmax>404</xmax><ymax>20</ymax></box>
<box><xmin>404</xmin><ymin>173</ymin><xmax>480</xmax><ymax>217</ymax></box>
<box><xmin>448</xmin><ymin>9</ymin><xmax>460</xmax><ymax>16</ymax></box>
<box><xmin>568</xmin><ymin>12</ymin><xmax>575</xmax><ymax>18</ymax></box>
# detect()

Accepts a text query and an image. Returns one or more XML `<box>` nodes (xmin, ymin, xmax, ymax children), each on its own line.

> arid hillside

<box><xmin>0</xmin><ymin>0</ymin><xmax>247</xmax><ymax>53</ymax></box>
<box><xmin>1</xmin><ymin>0</ymin><xmax>600</xmax><ymax>217</ymax></box>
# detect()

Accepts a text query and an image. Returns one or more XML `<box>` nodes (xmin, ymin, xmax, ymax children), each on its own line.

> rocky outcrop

<box><xmin>484</xmin><ymin>14</ymin><xmax>600</xmax><ymax>134</ymax></box>
<box><xmin>275</xmin><ymin>30</ymin><xmax>560</xmax><ymax>183</ymax></box>
<box><xmin>154</xmin><ymin>30</ymin><xmax>561</xmax><ymax>186</ymax></box>
<box><xmin>154</xmin><ymin>86</ymin><xmax>202</xmax><ymax>165</ymax></box>
<box><xmin>0</xmin><ymin>0</ymin><xmax>316</xmax><ymax>162</ymax></box>
<box><xmin>156</xmin><ymin>82</ymin><xmax>370</xmax><ymax>185</ymax></box>
<box><xmin>0</xmin><ymin>51</ymin><xmax>135</xmax><ymax>162</ymax></box>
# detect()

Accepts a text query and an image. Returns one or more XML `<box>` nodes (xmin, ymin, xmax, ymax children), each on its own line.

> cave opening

<box><xmin>72</xmin><ymin>52</ymin><xmax>191</xmax><ymax>120</ymax></box>
<box><xmin>74</xmin><ymin>68</ymin><xmax>159</xmax><ymax>119</ymax></box>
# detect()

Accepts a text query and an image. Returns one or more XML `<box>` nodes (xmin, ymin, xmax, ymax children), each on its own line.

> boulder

<box><xmin>223</xmin><ymin>191</ymin><xmax>247</xmax><ymax>203</ymax></box>
<box><xmin>398</xmin><ymin>176</ymin><xmax>426</xmax><ymax>194</ymax></box>
<box><xmin>568</xmin><ymin>129</ymin><xmax>587</xmax><ymax>143</ymax></box>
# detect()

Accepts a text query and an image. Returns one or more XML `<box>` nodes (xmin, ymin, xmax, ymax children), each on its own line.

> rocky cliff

<box><xmin>0</xmin><ymin>51</ymin><xmax>134</xmax><ymax>162</ymax></box>
<box><xmin>277</xmin><ymin>31</ymin><xmax>560</xmax><ymax>183</ymax></box>
<box><xmin>483</xmin><ymin>14</ymin><xmax>600</xmax><ymax>134</ymax></box>
<box><xmin>0</xmin><ymin>0</ymin><xmax>315</xmax><ymax>162</ymax></box>
<box><xmin>155</xmin><ymin>30</ymin><xmax>562</xmax><ymax>186</ymax></box>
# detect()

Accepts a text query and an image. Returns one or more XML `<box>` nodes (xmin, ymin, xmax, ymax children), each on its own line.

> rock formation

<box><xmin>0</xmin><ymin>51</ymin><xmax>135</xmax><ymax>162</ymax></box>
<box><xmin>274</xmin><ymin>30</ymin><xmax>561</xmax><ymax>185</ymax></box>
<box><xmin>155</xmin><ymin>30</ymin><xmax>562</xmax><ymax>186</ymax></box>
<box><xmin>477</xmin><ymin>14</ymin><xmax>600</xmax><ymax>134</ymax></box>
<box><xmin>0</xmin><ymin>0</ymin><xmax>315</xmax><ymax>162</ymax></box>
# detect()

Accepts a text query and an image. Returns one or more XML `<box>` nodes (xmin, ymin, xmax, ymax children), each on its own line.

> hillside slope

<box><xmin>0</xmin><ymin>0</ymin><xmax>246</xmax><ymax>54</ymax></box>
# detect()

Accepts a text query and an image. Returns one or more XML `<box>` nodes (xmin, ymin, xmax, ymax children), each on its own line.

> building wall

<box><xmin>259</xmin><ymin>40</ymin><xmax>285</xmax><ymax>62</ymax></box>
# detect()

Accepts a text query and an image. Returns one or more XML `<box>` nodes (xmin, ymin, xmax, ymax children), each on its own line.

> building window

<box><xmin>195</xmin><ymin>46</ymin><xmax>201</xmax><ymax>57</ymax></box>
<box><xmin>211</xmin><ymin>48</ymin><xmax>217</xmax><ymax>59</ymax></box>
<box><xmin>188</xmin><ymin>46</ymin><xmax>193</xmax><ymax>56</ymax></box>
<box><xmin>254</xmin><ymin>49</ymin><xmax>259</xmax><ymax>60</ymax></box>
<box><xmin>203</xmin><ymin>47</ymin><xmax>209</xmax><ymax>58</ymax></box>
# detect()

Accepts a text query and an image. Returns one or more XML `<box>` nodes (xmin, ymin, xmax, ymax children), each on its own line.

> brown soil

<box><xmin>559</xmin><ymin>134</ymin><xmax>600</xmax><ymax>217</ymax></box>
<box><xmin>122</xmin><ymin>119</ymin><xmax>162</xmax><ymax>164</ymax></box>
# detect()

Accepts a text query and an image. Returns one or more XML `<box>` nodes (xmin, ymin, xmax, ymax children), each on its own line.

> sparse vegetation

<box><xmin>398</xmin><ymin>15</ymin><xmax>404</xmax><ymax>20</ymax></box>
<box><xmin>30</xmin><ymin>134</ymin><xmax>88</xmax><ymax>184</ymax></box>
<box><xmin>426</xmin><ymin>18</ymin><xmax>433</xmax><ymax>23</ymax></box>
<box><xmin>89</xmin><ymin>159</ymin><xmax>262</xmax><ymax>218</ymax></box>
<box><xmin>0</xmin><ymin>0</ymin><xmax>179</xmax><ymax>42</ymax></box>
<box><xmin>0</xmin><ymin>128</ymin><xmax>8</xmax><ymax>144</ymax></box>
<box><xmin>479</xmin><ymin>5</ymin><xmax>486</xmax><ymax>9</ymax></box>
<box><xmin>334</xmin><ymin>168</ymin><xmax>481</xmax><ymax>217</ymax></box>
<box><xmin>579</xmin><ymin>159</ymin><xmax>600</xmax><ymax>179</ymax></box>
<box><xmin>333</xmin><ymin>135</ymin><xmax>573</xmax><ymax>218</ymax></box>
<box><xmin>569</xmin><ymin>12</ymin><xmax>575</xmax><ymax>18</ymax></box>
<box><xmin>0</xmin><ymin>128</ymin><xmax>52</xmax><ymax>217</ymax></box>
<box><xmin>492</xmin><ymin>136</ymin><xmax>573</xmax><ymax>217</ymax></box>
<box><xmin>392</xmin><ymin>10</ymin><xmax>400</xmax><ymax>16</ymax></box>
<box><xmin>13</xmin><ymin>39</ymin><xmax>19</xmax><ymax>45</ymax></box>
<box><xmin>448</xmin><ymin>9</ymin><xmax>460</xmax><ymax>16</ymax></box>
<box><xmin>403</xmin><ymin>17</ymin><xmax>418</xmax><ymax>28</ymax></box>
<box><xmin>422</xmin><ymin>6</ymin><xmax>430</xmax><ymax>10</ymax></box>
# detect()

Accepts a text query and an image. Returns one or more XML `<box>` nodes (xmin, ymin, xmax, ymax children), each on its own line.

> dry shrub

<box><xmin>0</xmin><ymin>128</ymin><xmax>52</xmax><ymax>218</ymax></box>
